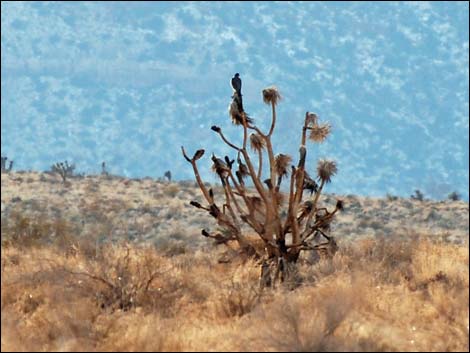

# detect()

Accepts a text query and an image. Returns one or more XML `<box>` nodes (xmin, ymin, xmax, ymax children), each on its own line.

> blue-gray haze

<box><xmin>1</xmin><ymin>1</ymin><xmax>469</xmax><ymax>200</ymax></box>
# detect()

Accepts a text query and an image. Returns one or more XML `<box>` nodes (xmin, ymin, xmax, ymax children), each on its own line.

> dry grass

<box><xmin>1</xmin><ymin>172</ymin><xmax>468</xmax><ymax>351</ymax></box>
<box><xmin>1</xmin><ymin>235</ymin><xmax>468</xmax><ymax>352</ymax></box>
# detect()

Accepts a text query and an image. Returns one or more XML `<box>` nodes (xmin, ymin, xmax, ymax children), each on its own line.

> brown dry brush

<box><xmin>182</xmin><ymin>82</ymin><xmax>343</xmax><ymax>287</ymax></box>
<box><xmin>61</xmin><ymin>246</ymin><xmax>163</xmax><ymax>312</ymax></box>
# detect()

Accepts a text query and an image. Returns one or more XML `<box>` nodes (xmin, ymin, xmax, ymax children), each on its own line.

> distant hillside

<box><xmin>1</xmin><ymin>171</ymin><xmax>468</xmax><ymax>250</ymax></box>
<box><xmin>2</xmin><ymin>2</ymin><xmax>469</xmax><ymax>200</ymax></box>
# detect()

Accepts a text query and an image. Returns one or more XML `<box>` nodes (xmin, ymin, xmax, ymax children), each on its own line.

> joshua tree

<box><xmin>447</xmin><ymin>191</ymin><xmax>461</xmax><ymax>201</ymax></box>
<box><xmin>101</xmin><ymin>161</ymin><xmax>108</xmax><ymax>176</ymax></box>
<box><xmin>411</xmin><ymin>189</ymin><xmax>425</xmax><ymax>201</ymax></box>
<box><xmin>51</xmin><ymin>160</ymin><xmax>75</xmax><ymax>184</ymax></box>
<box><xmin>182</xmin><ymin>80</ymin><xmax>342</xmax><ymax>286</ymax></box>
<box><xmin>164</xmin><ymin>170</ymin><xmax>172</xmax><ymax>182</ymax></box>
<box><xmin>1</xmin><ymin>156</ymin><xmax>13</xmax><ymax>173</ymax></box>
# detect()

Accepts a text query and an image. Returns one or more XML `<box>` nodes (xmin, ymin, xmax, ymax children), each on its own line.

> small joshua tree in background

<box><xmin>164</xmin><ymin>170</ymin><xmax>172</xmax><ymax>182</ymax></box>
<box><xmin>1</xmin><ymin>156</ymin><xmax>13</xmax><ymax>173</ymax></box>
<box><xmin>447</xmin><ymin>191</ymin><xmax>461</xmax><ymax>201</ymax></box>
<box><xmin>411</xmin><ymin>189</ymin><xmax>425</xmax><ymax>201</ymax></box>
<box><xmin>51</xmin><ymin>160</ymin><xmax>75</xmax><ymax>184</ymax></box>
<box><xmin>101</xmin><ymin>161</ymin><xmax>109</xmax><ymax>176</ymax></box>
<box><xmin>386</xmin><ymin>193</ymin><xmax>398</xmax><ymax>201</ymax></box>
<box><xmin>182</xmin><ymin>79</ymin><xmax>342</xmax><ymax>287</ymax></box>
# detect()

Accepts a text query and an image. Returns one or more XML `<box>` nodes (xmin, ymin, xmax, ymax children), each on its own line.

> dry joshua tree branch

<box><xmin>181</xmin><ymin>74</ymin><xmax>342</xmax><ymax>286</ymax></box>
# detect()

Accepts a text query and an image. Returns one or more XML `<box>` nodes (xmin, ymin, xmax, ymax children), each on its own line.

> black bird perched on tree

<box><xmin>303</xmin><ymin>172</ymin><xmax>319</xmax><ymax>195</ymax></box>
<box><xmin>231</xmin><ymin>73</ymin><xmax>244</xmax><ymax>112</ymax></box>
<box><xmin>231</xmin><ymin>73</ymin><xmax>242</xmax><ymax>95</ymax></box>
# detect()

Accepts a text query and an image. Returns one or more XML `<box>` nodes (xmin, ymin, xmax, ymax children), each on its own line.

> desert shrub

<box><xmin>155</xmin><ymin>238</ymin><xmax>188</xmax><ymax>256</ymax></box>
<box><xmin>447</xmin><ymin>191</ymin><xmax>461</xmax><ymax>201</ymax></box>
<box><xmin>62</xmin><ymin>245</ymin><xmax>172</xmax><ymax>313</ymax></box>
<box><xmin>249</xmin><ymin>285</ymin><xmax>384</xmax><ymax>352</ymax></box>
<box><xmin>386</xmin><ymin>193</ymin><xmax>398</xmax><ymax>201</ymax></box>
<box><xmin>217</xmin><ymin>280</ymin><xmax>261</xmax><ymax>318</ymax></box>
<box><xmin>1</xmin><ymin>212</ymin><xmax>73</xmax><ymax>249</ymax></box>
<box><xmin>410</xmin><ymin>189</ymin><xmax>424</xmax><ymax>201</ymax></box>
<box><xmin>163</xmin><ymin>184</ymin><xmax>180</xmax><ymax>198</ymax></box>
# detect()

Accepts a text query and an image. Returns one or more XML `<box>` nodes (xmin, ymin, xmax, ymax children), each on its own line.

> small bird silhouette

<box><xmin>231</xmin><ymin>73</ymin><xmax>242</xmax><ymax>95</ymax></box>
<box><xmin>211</xmin><ymin>153</ymin><xmax>230</xmax><ymax>178</ymax></box>
<box><xmin>228</xmin><ymin>73</ymin><xmax>252</xmax><ymax>125</ymax></box>
<box><xmin>303</xmin><ymin>173</ymin><xmax>319</xmax><ymax>195</ymax></box>
<box><xmin>231</xmin><ymin>73</ymin><xmax>244</xmax><ymax>112</ymax></box>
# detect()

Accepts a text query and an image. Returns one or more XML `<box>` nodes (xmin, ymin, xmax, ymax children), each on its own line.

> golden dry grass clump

<box><xmin>1</xmin><ymin>235</ymin><xmax>468</xmax><ymax>352</ymax></box>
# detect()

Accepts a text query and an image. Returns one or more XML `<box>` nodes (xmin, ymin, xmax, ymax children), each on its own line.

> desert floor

<box><xmin>1</xmin><ymin>171</ymin><xmax>469</xmax><ymax>351</ymax></box>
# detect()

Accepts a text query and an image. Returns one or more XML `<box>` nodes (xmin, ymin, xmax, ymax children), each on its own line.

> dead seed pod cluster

<box><xmin>182</xmin><ymin>75</ymin><xmax>343</xmax><ymax>287</ymax></box>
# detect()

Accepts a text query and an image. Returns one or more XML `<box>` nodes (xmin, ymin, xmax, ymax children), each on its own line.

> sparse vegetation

<box><xmin>51</xmin><ymin>161</ymin><xmax>76</xmax><ymax>184</ymax></box>
<box><xmin>1</xmin><ymin>235</ymin><xmax>468</xmax><ymax>352</ymax></box>
<box><xmin>182</xmin><ymin>84</ymin><xmax>342</xmax><ymax>286</ymax></box>
<box><xmin>386</xmin><ymin>193</ymin><xmax>398</xmax><ymax>201</ymax></box>
<box><xmin>448</xmin><ymin>191</ymin><xmax>461</xmax><ymax>201</ymax></box>
<box><xmin>101</xmin><ymin>161</ymin><xmax>108</xmax><ymax>176</ymax></box>
<box><xmin>0</xmin><ymin>170</ymin><xmax>468</xmax><ymax>352</ymax></box>
<box><xmin>163</xmin><ymin>184</ymin><xmax>180</xmax><ymax>198</ymax></box>
<box><xmin>411</xmin><ymin>189</ymin><xmax>425</xmax><ymax>201</ymax></box>
<box><xmin>1</xmin><ymin>212</ymin><xmax>72</xmax><ymax>249</ymax></box>
<box><xmin>164</xmin><ymin>170</ymin><xmax>172</xmax><ymax>182</ymax></box>
<box><xmin>1</xmin><ymin>156</ymin><xmax>13</xmax><ymax>173</ymax></box>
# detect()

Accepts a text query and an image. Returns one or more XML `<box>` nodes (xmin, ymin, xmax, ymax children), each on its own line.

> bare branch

<box><xmin>211</xmin><ymin>126</ymin><xmax>241</xmax><ymax>151</ymax></box>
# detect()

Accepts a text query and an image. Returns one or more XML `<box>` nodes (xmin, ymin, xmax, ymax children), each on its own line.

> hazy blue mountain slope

<box><xmin>1</xmin><ymin>1</ymin><xmax>468</xmax><ymax>200</ymax></box>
